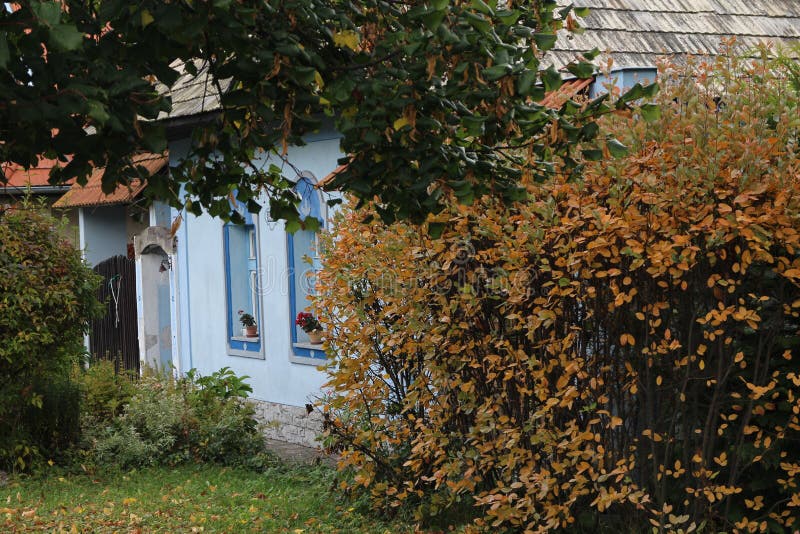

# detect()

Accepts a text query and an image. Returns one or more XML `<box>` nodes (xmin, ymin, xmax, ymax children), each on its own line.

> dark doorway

<box><xmin>89</xmin><ymin>255</ymin><xmax>139</xmax><ymax>374</ymax></box>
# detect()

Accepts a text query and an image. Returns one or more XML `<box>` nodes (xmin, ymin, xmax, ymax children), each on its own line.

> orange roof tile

<box><xmin>317</xmin><ymin>164</ymin><xmax>348</xmax><ymax>188</ymax></box>
<box><xmin>2</xmin><ymin>158</ymin><xmax>75</xmax><ymax>188</ymax></box>
<box><xmin>53</xmin><ymin>153</ymin><xmax>168</xmax><ymax>208</ymax></box>
<box><xmin>539</xmin><ymin>78</ymin><xmax>593</xmax><ymax>109</ymax></box>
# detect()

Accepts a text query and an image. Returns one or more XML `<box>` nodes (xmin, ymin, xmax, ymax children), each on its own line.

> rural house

<box><xmin>76</xmin><ymin>0</ymin><xmax>800</xmax><ymax>446</ymax></box>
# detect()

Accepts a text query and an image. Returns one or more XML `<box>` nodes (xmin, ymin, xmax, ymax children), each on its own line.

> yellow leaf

<box><xmin>141</xmin><ymin>9</ymin><xmax>154</xmax><ymax>27</ymax></box>
<box><xmin>393</xmin><ymin>117</ymin><xmax>409</xmax><ymax>130</ymax></box>
<box><xmin>332</xmin><ymin>30</ymin><xmax>360</xmax><ymax>50</ymax></box>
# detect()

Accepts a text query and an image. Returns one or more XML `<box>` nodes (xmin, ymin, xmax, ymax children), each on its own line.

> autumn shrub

<box><xmin>83</xmin><ymin>367</ymin><xmax>268</xmax><ymax>469</ymax></box>
<box><xmin>317</xmin><ymin>51</ymin><xmax>800</xmax><ymax>533</ymax></box>
<box><xmin>0</xmin><ymin>206</ymin><xmax>102</xmax><ymax>471</ymax></box>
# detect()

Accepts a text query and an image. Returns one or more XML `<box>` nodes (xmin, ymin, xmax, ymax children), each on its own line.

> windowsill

<box><xmin>290</xmin><ymin>342</ymin><xmax>327</xmax><ymax>366</ymax></box>
<box><xmin>293</xmin><ymin>342</ymin><xmax>323</xmax><ymax>350</ymax></box>
<box><xmin>232</xmin><ymin>335</ymin><xmax>260</xmax><ymax>342</ymax></box>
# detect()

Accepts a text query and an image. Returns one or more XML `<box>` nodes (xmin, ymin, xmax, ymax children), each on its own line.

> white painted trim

<box><xmin>289</xmin><ymin>352</ymin><xmax>327</xmax><ymax>366</ymax></box>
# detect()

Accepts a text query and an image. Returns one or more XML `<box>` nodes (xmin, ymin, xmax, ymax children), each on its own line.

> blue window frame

<box><xmin>288</xmin><ymin>172</ymin><xmax>325</xmax><ymax>360</ymax></box>
<box><xmin>224</xmin><ymin>203</ymin><xmax>263</xmax><ymax>358</ymax></box>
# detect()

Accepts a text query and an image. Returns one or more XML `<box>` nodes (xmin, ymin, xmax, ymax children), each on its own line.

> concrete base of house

<box><xmin>251</xmin><ymin>399</ymin><xmax>323</xmax><ymax>448</ymax></box>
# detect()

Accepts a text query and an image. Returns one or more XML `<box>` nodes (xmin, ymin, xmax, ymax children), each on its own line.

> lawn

<box><xmin>1</xmin><ymin>463</ymin><xmax>413</xmax><ymax>533</ymax></box>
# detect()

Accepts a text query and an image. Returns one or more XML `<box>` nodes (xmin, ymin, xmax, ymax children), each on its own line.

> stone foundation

<box><xmin>251</xmin><ymin>399</ymin><xmax>323</xmax><ymax>447</ymax></box>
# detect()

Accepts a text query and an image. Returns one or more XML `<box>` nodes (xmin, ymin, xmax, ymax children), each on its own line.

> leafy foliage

<box><xmin>317</xmin><ymin>51</ymin><xmax>800</xmax><ymax>532</ymax></box>
<box><xmin>0</xmin><ymin>1</ymin><xmax>641</xmax><ymax>224</ymax></box>
<box><xmin>82</xmin><ymin>367</ymin><xmax>267</xmax><ymax>470</ymax></box>
<box><xmin>0</xmin><ymin>205</ymin><xmax>102</xmax><ymax>471</ymax></box>
<box><xmin>78</xmin><ymin>359</ymin><xmax>136</xmax><ymax>422</ymax></box>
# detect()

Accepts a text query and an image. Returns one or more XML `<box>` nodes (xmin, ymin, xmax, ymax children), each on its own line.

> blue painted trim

<box><xmin>224</xmin><ymin>222</ymin><xmax>262</xmax><ymax>354</ymax></box>
<box><xmin>287</xmin><ymin>175</ymin><xmax>327</xmax><ymax>360</ymax></box>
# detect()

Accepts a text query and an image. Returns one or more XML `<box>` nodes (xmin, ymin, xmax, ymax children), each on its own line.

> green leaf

<box><xmin>471</xmin><ymin>0</ymin><xmax>494</xmax><ymax>15</ymax></box>
<box><xmin>640</xmin><ymin>103</ymin><xmax>661</xmax><ymax>122</ymax></box>
<box><xmin>579</xmin><ymin>121</ymin><xmax>599</xmax><ymax>141</ymax></box>
<box><xmin>0</xmin><ymin>33</ymin><xmax>9</xmax><ymax>70</ymax></box>
<box><xmin>284</xmin><ymin>219</ymin><xmax>301</xmax><ymax>234</ymax></box>
<box><xmin>482</xmin><ymin>64</ymin><xmax>510</xmax><ymax>81</ymax></box>
<box><xmin>606</xmin><ymin>138</ymin><xmax>628</xmax><ymax>158</ymax></box>
<box><xmin>542</xmin><ymin>66</ymin><xmax>562</xmax><ymax>92</ymax></box>
<box><xmin>618</xmin><ymin>83</ymin><xmax>645</xmax><ymax>105</ymax></box>
<box><xmin>87</xmin><ymin>101</ymin><xmax>110</xmax><ymax>124</ymax></box>
<box><xmin>428</xmin><ymin>222</ymin><xmax>445</xmax><ymax>239</ymax></box>
<box><xmin>31</xmin><ymin>1</ymin><xmax>61</xmax><ymax>26</ymax></box>
<box><xmin>422</xmin><ymin>10</ymin><xmax>447</xmax><ymax>31</ymax></box>
<box><xmin>516</xmin><ymin>70</ymin><xmax>538</xmax><ymax>96</ymax></box>
<box><xmin>464</xmin><ymin>12</ymin><xmax>490</xmax><ymax>33</ymax></box>
<box><xmin>49</xmin><ymin>24</ymin><xmax>83</xmax><ymax>51</ymax></box>
<box><xmin>574</xmin><ymin>7</ymin><xmax>590</xmax><ymax>17</ymax></box>
<box><xmin>581</xmin><ymin>149</ymin><xmax>603</xmax><ymax>161</ymax></box>
<box><xmin>566</xmin><ymin>60</ymin><xmax>594</xmax><ymax>79</ymax></box>
<box><xmin>641</xmin><ymin>82</ymin><xmax>659</xmax><ymax>98</ymax></box>
<box><xmin>533</xmin><ymin>33</ymin><xmax>557</xmax><ymax>50</ymax></box>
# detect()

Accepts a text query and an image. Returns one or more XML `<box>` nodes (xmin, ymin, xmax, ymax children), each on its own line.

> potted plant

<box><xmin>238</xmin><ymin>310</ymin><xmax>258</xmax><ymax>337</ymax></box>
<box><xmin>296</xmin><ymin>311</ymin><xmax>324</xmax><ymax>344</ymax></box>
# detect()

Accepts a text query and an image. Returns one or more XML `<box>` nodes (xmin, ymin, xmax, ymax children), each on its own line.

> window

<box><xmin>224</xmin><ymin>203</ymin><xmax>263</xmax><ymax>358</ymax></box>
<box><xmin>288</xmin><ymin>172</ymin><xmax>325</xmax><ymax>361</ymax></box>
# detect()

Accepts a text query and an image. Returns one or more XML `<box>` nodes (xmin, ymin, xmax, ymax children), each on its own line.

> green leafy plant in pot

<box><xmin>238</xmin><ymin>310</ymin><xmax>257</xmax><ymax>337</ymax></box>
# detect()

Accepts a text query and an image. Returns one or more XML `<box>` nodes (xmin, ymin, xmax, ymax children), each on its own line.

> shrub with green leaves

<box><xmin>0</xmin><ymin>206</ymin><xmax>102</xmax><ymax>470</ymax></box>
<box><xmin>79</xmin><ymin>359</ymin><xmax>136</xmax><ymax>422</ymax></box>
<box><xmin>84</xmin><ymin>367</ymin><xmax>268</xmax><ymax>469</ymax></box>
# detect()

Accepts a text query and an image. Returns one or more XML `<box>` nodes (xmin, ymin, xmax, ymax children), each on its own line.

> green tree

<box><xmin>1</xmin><ymin>1</ymin><xmax>639</xmax><ymax>226</ymax></box>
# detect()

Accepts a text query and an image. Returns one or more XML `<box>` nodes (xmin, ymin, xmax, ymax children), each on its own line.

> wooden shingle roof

<box><xmin>163</xmin><ymin>2</ymin><xmax>800</xmax><ymax>120</ymax></box>
<box><xmin>550</xmin><ymin>0</ymin><xmax>800</xmax><ymax>69</ymax></box>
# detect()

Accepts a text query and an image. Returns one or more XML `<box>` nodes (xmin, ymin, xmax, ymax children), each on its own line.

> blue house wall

<box><xmin>169</xmin><ymin>127</ymin><xmax>342</xmax><ymax>443</ymax></box>
<box><xmin>166</xmin><ymin>66</ymin><xmax>659</xmax><ymax>445</ymax></box>
<box><xmin>589</xmin><ymin>67</ymin><xmax>657</xmax><ymax>99</ymax></box>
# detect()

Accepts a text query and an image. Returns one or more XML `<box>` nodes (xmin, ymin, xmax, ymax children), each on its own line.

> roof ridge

<box><xmin>551</xmin><ymin>49</ymin><xmax>798</xmax><ymax>58</ymax></box>
<box><xmin>585</xmin><ymin>7</ymin><xmax>800</xmax><ymax>19</ymax></box>
<box><xmin>571</xmin><ymin>28</ymin><xmax>799</xmax><ymax>39</ymax></box>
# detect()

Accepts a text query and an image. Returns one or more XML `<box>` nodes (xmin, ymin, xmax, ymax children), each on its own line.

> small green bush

<box><xmin>83</xmin><ymin>367</ymin><xmax>268</xmax><ymax>469</ymax></box>
<box><xmin>79</xmin><ymin>360</ymin><xmax>136</xmax><ymax>422</ymax></box>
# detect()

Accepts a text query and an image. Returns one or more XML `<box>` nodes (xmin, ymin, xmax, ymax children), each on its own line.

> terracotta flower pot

<box><xmin>245</xmin><ymin>325</ymin><xmax>258</xmax><ymax>337</ymax></box>
<box><xmin>307</xmin><ymin>330</ymin><xmax>324</xmax><ymax>344</ymax></box>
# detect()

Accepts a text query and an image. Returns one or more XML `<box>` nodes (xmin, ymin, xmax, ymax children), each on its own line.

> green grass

<box><xmin>1</xmin><ymin>463</ymin><xmax>414</xmax><ymax>533</ymax></box>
